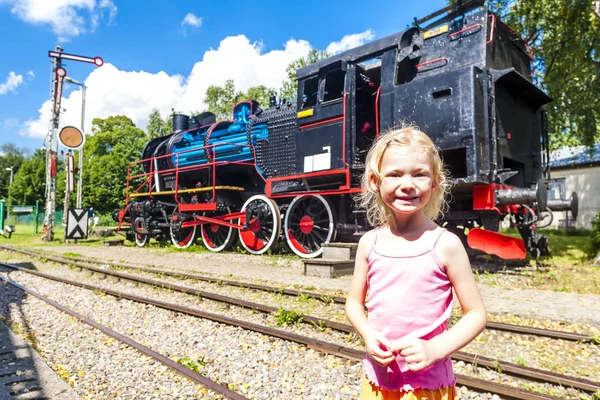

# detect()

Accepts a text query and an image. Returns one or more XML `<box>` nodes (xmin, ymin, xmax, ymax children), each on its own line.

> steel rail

<box><xmin>2</xmin><ymin>261</ymin><xmax>598</xmax><ymax>397</ymax></box>
<box><xmin>0</xmin><ymin>250</ymin><xmax>353</xmax><ymax>333</ymax></box>
<box><xmin>0</xmin><ymin>244</ymin><xmax>347</xmax><ymax>303</ymax></box>
<box><xmin>3</xmin><ymin>244</ymin><xmax>595</xmax><ymax>345</ymax></box>
<box><xmin>0</xmin><ymin>274</ymin><xmax>248</xmax><ymax>400</ymax></box>
<box><xmin>0</xmin><ymin>262</ymin><xmax>573</xmax><ymax>400</ymax></box>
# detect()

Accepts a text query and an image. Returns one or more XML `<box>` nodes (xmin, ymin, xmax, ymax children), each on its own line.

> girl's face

<box><xmin>376</xmin><ymin>144</ymin><xmax>434</xmax><ymax>218</ymax></box>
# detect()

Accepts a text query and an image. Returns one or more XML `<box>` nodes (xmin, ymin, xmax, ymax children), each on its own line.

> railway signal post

<box><xmin>42</xmin><ymin>48</ymin><xmax>103</xmax><ymax>242</ymax></box>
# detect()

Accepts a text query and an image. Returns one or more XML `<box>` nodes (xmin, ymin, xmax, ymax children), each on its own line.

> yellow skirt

<box><xmin>360</xmin><ymin>377</ymin><xmax>458</xmax><ymax>400</ymax></box>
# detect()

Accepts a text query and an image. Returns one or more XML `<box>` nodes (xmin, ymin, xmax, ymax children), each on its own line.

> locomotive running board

<box><xmin>466</xmin><ymin>228</ymin><xmax>527</xmax><ymax>260</ymax></box>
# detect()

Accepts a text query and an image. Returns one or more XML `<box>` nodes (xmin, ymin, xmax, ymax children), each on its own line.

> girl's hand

<box><xmin>392</xmin><ymin>338</ymin><xmax>442</xmax><ymax>372</ymax></box>
<box><xmin>364</xmin><ymin>332</ymin><xmax>396</xmax><ymax>367</ymax></box>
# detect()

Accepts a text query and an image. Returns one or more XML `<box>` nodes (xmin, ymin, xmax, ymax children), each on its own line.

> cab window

<box><xmin>323</xmin><ymin>68</ymin><xmax>345</xmax><ymax>102</ymax></box>
<box><xmin>301</xmin><ymin>77</ymin><xmax>318</xmax><ymax>109</ymax></box>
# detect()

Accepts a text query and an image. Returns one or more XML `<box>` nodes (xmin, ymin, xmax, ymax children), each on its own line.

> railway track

<box><xmin>1</xmin><ymin>249</ymin><xmax>599</xmax><ymax>399</ymax></box>
<box><xmin>0</xmin><ymin>261</ymin><xmax>579</xmax><ymax>400</ymax></box>
<box><xmin>1</xmin><ymin>245</ymin><xmax>594</xmax><ymax>344</ymax></box>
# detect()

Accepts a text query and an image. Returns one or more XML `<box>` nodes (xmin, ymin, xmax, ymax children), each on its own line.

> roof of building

<box><xmin>549</xmin><ymin>143</ymin><xmax>600</xmax><ymax>169</ymax></box>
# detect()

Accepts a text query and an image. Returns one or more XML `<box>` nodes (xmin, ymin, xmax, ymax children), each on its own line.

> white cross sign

<box><xmin>66</xmin><ymin>208</ymin><xmax>89</xmax><ymax>239</ymax></box>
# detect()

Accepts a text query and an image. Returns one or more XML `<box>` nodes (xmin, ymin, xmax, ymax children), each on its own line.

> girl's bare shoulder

<box><xmin>357</xmin><ymin>227</ymin><xmax>381</xmax><ymax>253</ymax></box>
<box><xmin>435</xmin><ymin>229</ymin><xmax>468</xmax><ymax>262</ymax></box>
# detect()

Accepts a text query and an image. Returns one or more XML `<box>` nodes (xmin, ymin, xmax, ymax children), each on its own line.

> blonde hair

<box><xmin>358</xmin><ymin>125</ymin><xmax>450</xmax><ymax>226</ymax></box>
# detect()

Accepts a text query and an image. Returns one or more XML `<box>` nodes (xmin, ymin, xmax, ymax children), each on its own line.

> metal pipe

<box><xmin>77</xmin><ymin>84</ymin><xmax>86</xmax><ymax>208</ymax></box>
<box><xmin>65</xmin><ymin>77</ymin><xmax>86</xmax><ymax>208</ymax></box>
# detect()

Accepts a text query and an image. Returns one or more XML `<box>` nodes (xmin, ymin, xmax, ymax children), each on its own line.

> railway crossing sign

<box><xmin>65</xmin><ymin>208</ymin><xmax>89</xmax><ymax>240</ymax></box>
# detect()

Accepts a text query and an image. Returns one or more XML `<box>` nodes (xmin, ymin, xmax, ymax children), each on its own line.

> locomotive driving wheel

<box><xmin>170</xmin><ymin>224</ymin><xmax>197</xmax><ymax>249</ymax></box>
<box><xmin>238</xmin><ymin>195</ymin><xmax>281</xmax><ymax>255</ymax></box>
<box><xmin>200</xmin><ymin>207</ymin><xmax>237</xmax><ymax>252</ymax></box>
<box><xmin>284</xmin><ymin>195</ymin><xmax>335</xmax><ymax>258</ymax></box>
<box><xmin>134</xmin><ymin>233</ymin><xmax>149</xmax><ymax>247</ymax></box>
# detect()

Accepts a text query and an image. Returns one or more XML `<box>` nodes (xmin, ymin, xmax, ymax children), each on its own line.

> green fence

<box><xmin>1</xmin><ymin>200</ymin><xmax>64</xmax><ymax>234</ymax></box>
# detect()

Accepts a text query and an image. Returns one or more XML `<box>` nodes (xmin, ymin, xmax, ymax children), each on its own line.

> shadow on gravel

<box><xmin>0</xmin><ymin>262</ymin><xmax>54</xmax><ymax>399</ymax></box>
<box><xmin>469</xmin><ymin>255</ymin><xmax>532</xmax><ymax>275</ymax></box>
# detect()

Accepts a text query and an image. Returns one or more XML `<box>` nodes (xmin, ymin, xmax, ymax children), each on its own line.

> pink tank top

<box><xmin>364</xmin><ymin>227</ymin><xmax>456</xmax><ymax>391</ymax></box>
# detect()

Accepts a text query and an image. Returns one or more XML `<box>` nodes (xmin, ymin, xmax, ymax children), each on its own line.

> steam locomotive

<box><xmin>114</xmin><ymin>1</ymin><xmax>577</xmax><ymax>259</ymax></box>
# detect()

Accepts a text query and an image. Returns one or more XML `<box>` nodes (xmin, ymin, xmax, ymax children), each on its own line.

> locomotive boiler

<box><xmin>114</xmin><ymin>1</ymin><xmax>577</xmax><ymax>259</ymax></box>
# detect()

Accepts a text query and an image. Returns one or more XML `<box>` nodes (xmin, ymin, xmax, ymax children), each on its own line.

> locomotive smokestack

<box><xmin>172</xmin><ymin>114</ymin><xmax>190</xmax><ymax>133</ymax></box>
<box><xmin>269</xmin><ymin>93</ymin><xmax>277</xmax><ymax>107</ymax></box>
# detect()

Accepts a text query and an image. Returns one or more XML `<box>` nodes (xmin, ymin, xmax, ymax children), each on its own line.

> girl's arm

<box><xmin>394</xmin><ymin>231</ymin><xmax>487</xmax><ymax>371</ymax></box>
<box><xmin>345</xmin><ymin>231</ymin><xmax>395</xmax><ymax>366</ymax></box>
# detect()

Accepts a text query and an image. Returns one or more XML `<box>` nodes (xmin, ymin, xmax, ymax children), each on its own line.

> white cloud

<box><xmin>26</xmin><ymin>70</ymin><xmax>35</xmax><ymax>78</ymax></box>
<box><xmin>181</xmin><ymin>12</ymin><xmax>202</xmax><ymax>28</ymax></box>
<box><xmin>0</xmin><ymin>72</ymin><xmax>24</xmax><ymax>95</ymax></box>
<box><xmin>2</xmin><ymin>0</ymin><xmax>117</xmax><ymax>42</ymax></box>
<box><xmin>19</xmin><ymin>30</ymin><xmax>373</xmax><ymax>140</ymax></box>
<box><xmin>326</xmin><ymin>29</ymin><xmax>375</xmax><ymax>55</ymax></box>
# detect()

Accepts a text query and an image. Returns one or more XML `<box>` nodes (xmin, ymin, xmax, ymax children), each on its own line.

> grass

<box><xmin>474</xmin><ymin>229</ymin><xmax>600</xmax><ymax>294</ymax></box>
<box><xmin>0</xmin><ymin>224</ymin><xmax>106</xmax><ymax>248</ymax></box>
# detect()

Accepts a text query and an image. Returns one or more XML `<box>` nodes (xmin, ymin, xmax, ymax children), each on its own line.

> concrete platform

<box><xmin>0</xmin><ymin>322</ymin><xmax>81</xmax><ymax>400</ymax></box>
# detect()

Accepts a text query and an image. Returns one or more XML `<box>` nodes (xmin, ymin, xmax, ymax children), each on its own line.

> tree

<box><xmin>204</xmin><ymin>79</ymin><xmax>275</xmax><ymax>120</ymax></box>
<box><xmin>8</xmin><ymin>149</ymin><xmax>45</xmax><ymax>206</ymax></box>
<box><xmin>146</xmin><ymin>109</ymin><xmax>173</xmax><ymax>139</ymax></box>
<box><xmin>0</xmin><ymin>143</ymin><xmax>27</xmax><ymax>199</ymax></box>
<box><xmin>488</xmin><ymin>0</ymin><xmax>600</xmax><ymax>148</ymax></box>
<box><xmin>279</xmin><ymin>49</ymin><xmax>331</xmax><ymax>101</ymax></box>
<box><xmin>84</xmin><ymin>115</ymin><xmax>147</xmax><ymax>214</ymax></box>
<box><xmin>204</xmin><ymin>80</ymin><xmax>239</xmax><ymax>120</ymax></box>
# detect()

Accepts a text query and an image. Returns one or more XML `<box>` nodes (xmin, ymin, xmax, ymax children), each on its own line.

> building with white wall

<box><xmin>548</xmin><ymin>143</ymin><xmax>600</xmax><ymax>229</ymax></box>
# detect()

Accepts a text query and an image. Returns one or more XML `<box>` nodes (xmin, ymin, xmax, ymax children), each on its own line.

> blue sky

<box><xmin>0</xmin><ymin>0</ymin><xmax>447</xmax><ymax>154</ymax></box>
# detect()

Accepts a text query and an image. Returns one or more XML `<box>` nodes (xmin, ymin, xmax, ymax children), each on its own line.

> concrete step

<box><xmin>321</xmin><ymin>242</ymin><xmax>358</xmax><ymax>260</ymax></box>
<box><xmin>303</xmin><ymin>258</ymin><xmax>355</xmax><ymax>278</ymax></box>
<box><xmin>103</xmin><ymin>239</ymin><xmax>124</xmax><ymax>246</ymax></box>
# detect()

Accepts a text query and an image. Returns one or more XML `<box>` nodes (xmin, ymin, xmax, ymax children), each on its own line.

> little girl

<box><xmin>346</xmin><ymin>126</ymin><xmax>487</xmax><ymax>399</ymax></box>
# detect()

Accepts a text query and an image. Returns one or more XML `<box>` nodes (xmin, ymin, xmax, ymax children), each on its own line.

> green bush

<box><xmin>98</xmin><ymin>213</ymin><xmax>115</xmax><ymax>226</ymax></box>
<box><xmin>590</xmin><ymin>211</ymin><xmax>600</xmax><ymax>257</ymax></box>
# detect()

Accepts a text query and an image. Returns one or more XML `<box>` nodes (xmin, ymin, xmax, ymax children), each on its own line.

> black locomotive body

<box><xmin>115</xmin><ymin>3</ymin><xmax>576</xmax><ymax>259</ymax></box>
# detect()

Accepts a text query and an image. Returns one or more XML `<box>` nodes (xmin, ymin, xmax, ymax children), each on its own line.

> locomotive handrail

<box><xmin>125</xmin><ymin>141</ymin><xmax>256</xmax><ymax>206</ymax></box>
<box><xmin>128</xmin><ymin>186</ymin><xmax>245</xmax><ymax>197</ymax></box>
<box><xmin>375</xmin><ymin>86</ymin><xmax>381</xmax><ymax>138</ymax></box>
<box><xmin>449</xmin><ymin>23</ymin><xmax>483</xmax><ymax>40</ymax></box>
<box><xmin>487</xmin><ymin>13</ymin><xmax>496</xmax><ymax>44</ymax></box>
<box><xmin>265</xmin><ymin>167</ymin><xmax>359</xmax><ymax>198</ymax></box>
<box><xmin>487</xmin><ymin>13</ymin><xmax>535</xmax><ymax>74</ymax></box>
<box><xmin>168</xmin><ymin>141</ymin><xmax>254</xmax><ymax>206</ymax></box>
<box><xmin>415</xmin><ymin>57</ymin><xmax>449</xmax><ymax>72</ymax></box>
<box><xmin>343</xmin><ymin>92</ymin><xmax>348</xmax><ymax>167</ymax></box>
